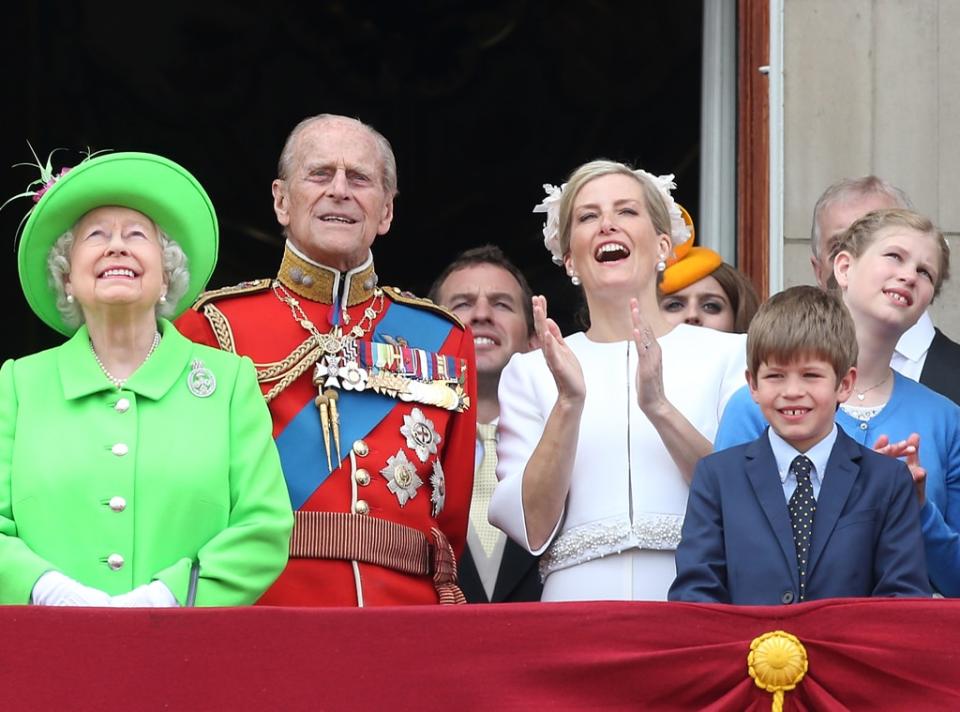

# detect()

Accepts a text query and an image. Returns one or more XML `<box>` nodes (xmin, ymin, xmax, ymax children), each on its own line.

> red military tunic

<box><xmin>176</xmin><ymin>244</ymin><xmax>476</xmax><ymax>606</ymax></box>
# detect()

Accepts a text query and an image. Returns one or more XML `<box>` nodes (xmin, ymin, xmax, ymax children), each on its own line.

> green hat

<box><xmin>16</xmin><ymin>151</ymin><xmax>218</xmax><ymax>335</ymax></box>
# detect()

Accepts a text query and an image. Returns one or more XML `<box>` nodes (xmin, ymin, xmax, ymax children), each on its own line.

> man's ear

<box><xmin>271</xmin><ymin>179</ymin><xmax>290</xmax><ymax>227</ymax></box>
<box><xmin>810</xmin><ymin>253</ymin><xmax>822</xmax><ymax>286</ymax></box>
<box><xmin>377</xmin><ymin>195</ymin><xmax>395</xmax><ymax>236</ymax></box>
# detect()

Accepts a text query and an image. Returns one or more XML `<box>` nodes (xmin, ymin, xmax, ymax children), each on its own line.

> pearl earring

<box><xmin>159</xmin><ymin>294</ymin><xmax>167</xmax><ymax>304</ymax></box>
<box><xmin>571</xmin><ymin>274</ymin><xmax>581</xmax><ymax>286</ymax></box>
<box><xmin>66</xmin><ymin>294</ymin><xmax>75</xmax><ymax>304</ymax></box>
<box><xmin>656</xmin><ymin>259</ymin><xmax>666</xmax><ymax>273</ymax></box>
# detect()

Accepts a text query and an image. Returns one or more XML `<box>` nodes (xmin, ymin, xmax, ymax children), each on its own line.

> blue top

<box><xmin>715</xmin><ymin>371</ymin><xmax>960</xmax><ymax>596</ymax></box>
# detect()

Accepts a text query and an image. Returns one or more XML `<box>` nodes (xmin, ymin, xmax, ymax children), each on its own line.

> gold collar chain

<box><xmin>272</xmin><ymin>280</ymin><xmax>384</xmax><ymax>349</ymax></box>
<box><xmin>272</xmin><ymin>280</ymin><xmax>385</xmax><ymax>473</ymax></box>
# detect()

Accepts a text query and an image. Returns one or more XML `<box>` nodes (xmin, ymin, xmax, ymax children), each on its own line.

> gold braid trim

<box><xmin>201</xmin><ymin>304</ymin><xmax>237</xmax><ymax>354</ymax></box>
<box><xmin>195</xmin><ymin>280</ymin><xmax>328</xmax><ymax>403</ymax></box>
<box><xmin>381</xmin><ymin>286</ymin><xmax>464</xmax><ymax>329</ymax></box>
<box><xmin>255</xmin><ymin>335</ymin><xmax>318</xmax><ymax>381</ymax></box>
<box><xmin>261</xmin><ymin>345</ymin><xmax>322</xmax><ymax>403</ymax></box>
<box><xmin>191</xmin><ymin>278</ymin><xmax>272</xmax><ymax>310</ymax></box>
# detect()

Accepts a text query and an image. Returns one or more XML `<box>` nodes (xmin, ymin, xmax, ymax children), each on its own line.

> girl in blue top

<box><xmin>716</xmin><ymin>209</ymin><xmax>960</xmax><ymax>595</ymax></box>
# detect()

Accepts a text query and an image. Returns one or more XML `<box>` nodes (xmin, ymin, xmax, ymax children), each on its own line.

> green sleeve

<box><xmin>154</xmin><ymin>357</ymin><xmax>293</xmax><ymax>605</ymax></box>
<box><xmin>0</xmin><ymin>360</ymin><xmax>56</xmax><ymax>604</ymax></box>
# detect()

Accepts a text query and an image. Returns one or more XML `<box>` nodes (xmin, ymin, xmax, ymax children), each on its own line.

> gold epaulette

<box><xmin>190</xmin><ymin>278</ymin><xmax>273</xmax><ymax>310</ymax></box>
<box><xmin>382</xmin><ymin>285</ymin><xmax>464</xmax><ymax>329</ymax></box>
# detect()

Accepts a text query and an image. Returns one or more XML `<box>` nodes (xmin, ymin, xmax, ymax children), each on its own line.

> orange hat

<box><xmin>660</xmin><ymin>246</ymin><xmax>723</xmax><ymax>295</ymax></box>
<box><xmin>660</xmin><ymin>204</ymin><xmax>723</xmax><ymax>295</ymax></box>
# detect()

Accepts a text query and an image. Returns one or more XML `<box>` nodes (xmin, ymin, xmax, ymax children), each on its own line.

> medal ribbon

<box><xmin>277</xmin><ymin>300</ymin><xmax>459</xmax><ymax>509</ymax></box>
<box><xmin>359</xmin><ymin>343</ymin><xmax>460</xmax><ymax>383</ymax></box>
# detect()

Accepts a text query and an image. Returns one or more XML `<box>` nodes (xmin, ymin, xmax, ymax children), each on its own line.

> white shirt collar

<box><xmin>768</xmin><ymin>424</ymin><xmax>838</xmax><ymax>485</ymax></box>
<box><xmin>894</xmin><ymin>311</ymin><xmax>936</xmax><ymax>362</ymax></box>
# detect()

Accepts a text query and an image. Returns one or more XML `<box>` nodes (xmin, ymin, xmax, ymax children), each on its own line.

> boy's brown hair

<box><xmin>747</xmin><ymin>285</ymin><xmax>858</xmax><ymax>380</ymax></box>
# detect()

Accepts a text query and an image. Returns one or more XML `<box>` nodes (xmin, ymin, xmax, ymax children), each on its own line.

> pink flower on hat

<box><xmin>32</xmin><ymin>166</ymin><xmax>71</xmax><ymax>203</ymax></box>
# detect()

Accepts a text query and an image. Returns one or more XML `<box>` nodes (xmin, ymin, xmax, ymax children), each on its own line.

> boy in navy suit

<box><xmin>669</xmin><ymin>286</ymin><xmax>930</xmax><ymax>604</ymax></box>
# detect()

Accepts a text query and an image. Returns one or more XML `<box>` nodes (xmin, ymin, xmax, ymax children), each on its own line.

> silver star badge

<box><xmin>400</xmin><ymin>407</ymin><xmax>442</xmax><ymax>462</ymax></box>
<box><xmin>314</xmin><ymin>354</ymin><xmax>342</xmax><ymax>389</ymax></box>
<box><xmin>430</xmin><ymin>460</ymin><xmax>446</xmax><ymax>517</ymax></box>
<box><xmin>380</xmin><ymin>449</ymin><xmax>423</xmax><ymax>507</ymax></box>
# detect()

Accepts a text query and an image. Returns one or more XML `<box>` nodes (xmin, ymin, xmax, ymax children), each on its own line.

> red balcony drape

<box><xmin>3</xmin><ymin>598</ymin><xmax>959</xmax><ymax>710</ymax></box>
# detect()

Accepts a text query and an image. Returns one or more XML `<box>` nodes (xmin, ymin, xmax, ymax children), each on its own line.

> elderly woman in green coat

<box><xmin>0</xmin><ymin>151</ymin><xmax>293</xmax><ymax>606</ymax></box>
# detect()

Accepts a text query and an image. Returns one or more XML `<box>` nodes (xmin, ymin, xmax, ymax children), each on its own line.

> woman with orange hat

<box><xmin>0</xmin><ymin>149</ymin><xmax>292</xmax><ymax>607</ymax></box>
<box><xmin>488</xmin><ymin>160</ymin><xmax>746</xmax><ymax>601</ymax></box>
<box><xmin>659</xmin><ymin>244</ymin><xmax>760</xmax><ymax>333</ymax></box>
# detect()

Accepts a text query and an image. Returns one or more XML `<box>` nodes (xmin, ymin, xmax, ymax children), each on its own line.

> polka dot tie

<box><xmin>470</xmin><ymin>423</ymin><xmax>501</xmax><ymax>557</ymax></box>
<box><xmin>788</xmin><ymin>455</ymin><xmax>816</xmax><ymax>601</ymax></box>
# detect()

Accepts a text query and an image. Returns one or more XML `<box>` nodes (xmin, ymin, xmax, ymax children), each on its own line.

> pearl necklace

<box><xmin>90</xmin><ymin>331</ymin><xmax>161</xmax><ymax>389</ymax></box>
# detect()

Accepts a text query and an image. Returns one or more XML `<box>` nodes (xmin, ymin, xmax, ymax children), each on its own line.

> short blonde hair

<box><xmin>556</xmin><ymin>159</ymin><xmax>671</xmax><ymax>257</ymax></box>
<box><xmin>828</xmin><ymin>208</ymin><xmax>950</xmax><ymax>300</ymax></box>
<box><xmin>747</xmin><ymin>285</ymin><xmax>857</xmax><ymax>380</ymax></box>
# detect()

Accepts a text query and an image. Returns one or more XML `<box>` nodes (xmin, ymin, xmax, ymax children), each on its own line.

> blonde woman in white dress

<box><xmin>488</xmin><ymin>160</ymin><xmax>746</xmax><ymax>601</ymax></box>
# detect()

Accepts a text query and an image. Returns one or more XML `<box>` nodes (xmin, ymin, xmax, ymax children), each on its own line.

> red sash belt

<box><xmin>290</xmin><ymin>511</ymin><xmax>465</xmax><ymax>604</ymax></box>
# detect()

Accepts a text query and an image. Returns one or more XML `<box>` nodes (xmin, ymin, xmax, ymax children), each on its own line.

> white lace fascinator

<box><xmin>533</xmin><ymin>169</ymin><xmax>692</xmax><ymax>266</ymax></box>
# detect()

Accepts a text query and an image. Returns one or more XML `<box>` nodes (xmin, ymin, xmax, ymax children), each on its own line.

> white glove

<box><xmin>110</xmin><ymin>580</ymin><xmax>178</xmax><ymax>608</ymax></box>
<box><xmin>31</xmin><ymin>571</ymin><xmax>111</xmax><ymax>607</ymax></box>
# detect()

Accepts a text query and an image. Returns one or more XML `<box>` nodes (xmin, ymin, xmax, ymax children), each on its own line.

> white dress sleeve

<box><xmin>488</xmin><ymin>350</ymin><xmax>564</xmax><ymax>555</ymax></box>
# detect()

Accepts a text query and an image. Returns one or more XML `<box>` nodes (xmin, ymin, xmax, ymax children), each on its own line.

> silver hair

<box><xmin>810</xmin><ymin>176</ymin><xmax>913</xmax><ymax>257</ymax></box>
<box><xmin>277</xmin><ymin>113</ymin><xmax>398</xmax><ymax>198</ymax></box>
<box><xmin>47</xmin><ymin>228</ymin><xmax>190</xmax><ymax>328</ymax></box>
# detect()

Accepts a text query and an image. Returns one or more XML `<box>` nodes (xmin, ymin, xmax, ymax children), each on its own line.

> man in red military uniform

<box><xmin>177</xmin><ymin>114</ymin><xmax>476</xmax><ymax>606</ymax></box>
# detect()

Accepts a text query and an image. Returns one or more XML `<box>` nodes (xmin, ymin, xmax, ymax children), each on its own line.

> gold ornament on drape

<box><xmin>748</xmin><ymin>630</ymin><xmax>808</xmax><ymax>711</ymax></box>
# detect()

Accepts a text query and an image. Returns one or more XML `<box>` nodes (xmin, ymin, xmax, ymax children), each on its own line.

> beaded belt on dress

<box><xmin>539</xmin><ymin>513</ymin><xmax>684</xmax><ymax>579</ymax></box>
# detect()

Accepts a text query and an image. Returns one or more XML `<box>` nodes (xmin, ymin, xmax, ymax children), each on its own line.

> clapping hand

<box><xmin>873</xmin><ymin>432</ymin><xmax>927</xmax><ymax>506</ymax></box>
<box><xmin>533</xmin><ymin>295</ymin><xmax>585</xmax><ymax>406</ymax></box>
<box><xmin>630</xmin><ymin>299</ymin><xmax>667</xmax><ymax>415</ymax></box>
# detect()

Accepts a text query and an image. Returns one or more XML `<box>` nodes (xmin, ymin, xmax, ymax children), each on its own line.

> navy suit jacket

<box><xmin>459</xmin><ymin>540</ymin><xmax>542</xmax><ymax>603</ymax></box>
<box><xmin>669</xmin><ymin>428</ymin><xmax>931</xmax><ymax>605</ymax></box>
<box><xmin>920</xmin><ymin>328</ymin><xmax>960</xmax><ymax>406</ymax></box>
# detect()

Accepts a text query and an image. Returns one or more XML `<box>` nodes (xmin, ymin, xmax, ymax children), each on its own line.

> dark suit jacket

<box><xmin>669</xmin><ymin>428</ymin><xmax>931</xmax><ymax>605</ymax></box>
<box><xmin>920</xmin><ymin>328</ymin><xmax>960</xmax><ymax>406</ymax></box>
<box><xmin>459</xmin><ymin>540</ymin><xmax>542</xmax><ymax>603</ymax></box>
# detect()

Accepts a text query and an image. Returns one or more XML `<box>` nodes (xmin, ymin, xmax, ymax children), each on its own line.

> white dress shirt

<box><xmin>891</xmin><ymin>311</ymin><xmax>936</xmax><ymax>382</ymax></box>
<box><xmin>767</xmin><ymin>425</ymin><xmax>839</xmax><ymax>502</ymax></box>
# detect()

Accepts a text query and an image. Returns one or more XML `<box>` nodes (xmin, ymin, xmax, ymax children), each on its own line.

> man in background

<box><xmin>430</xmin><ymin>245</ymin><xmax>542</xmax><ymax>602</ymax></box>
